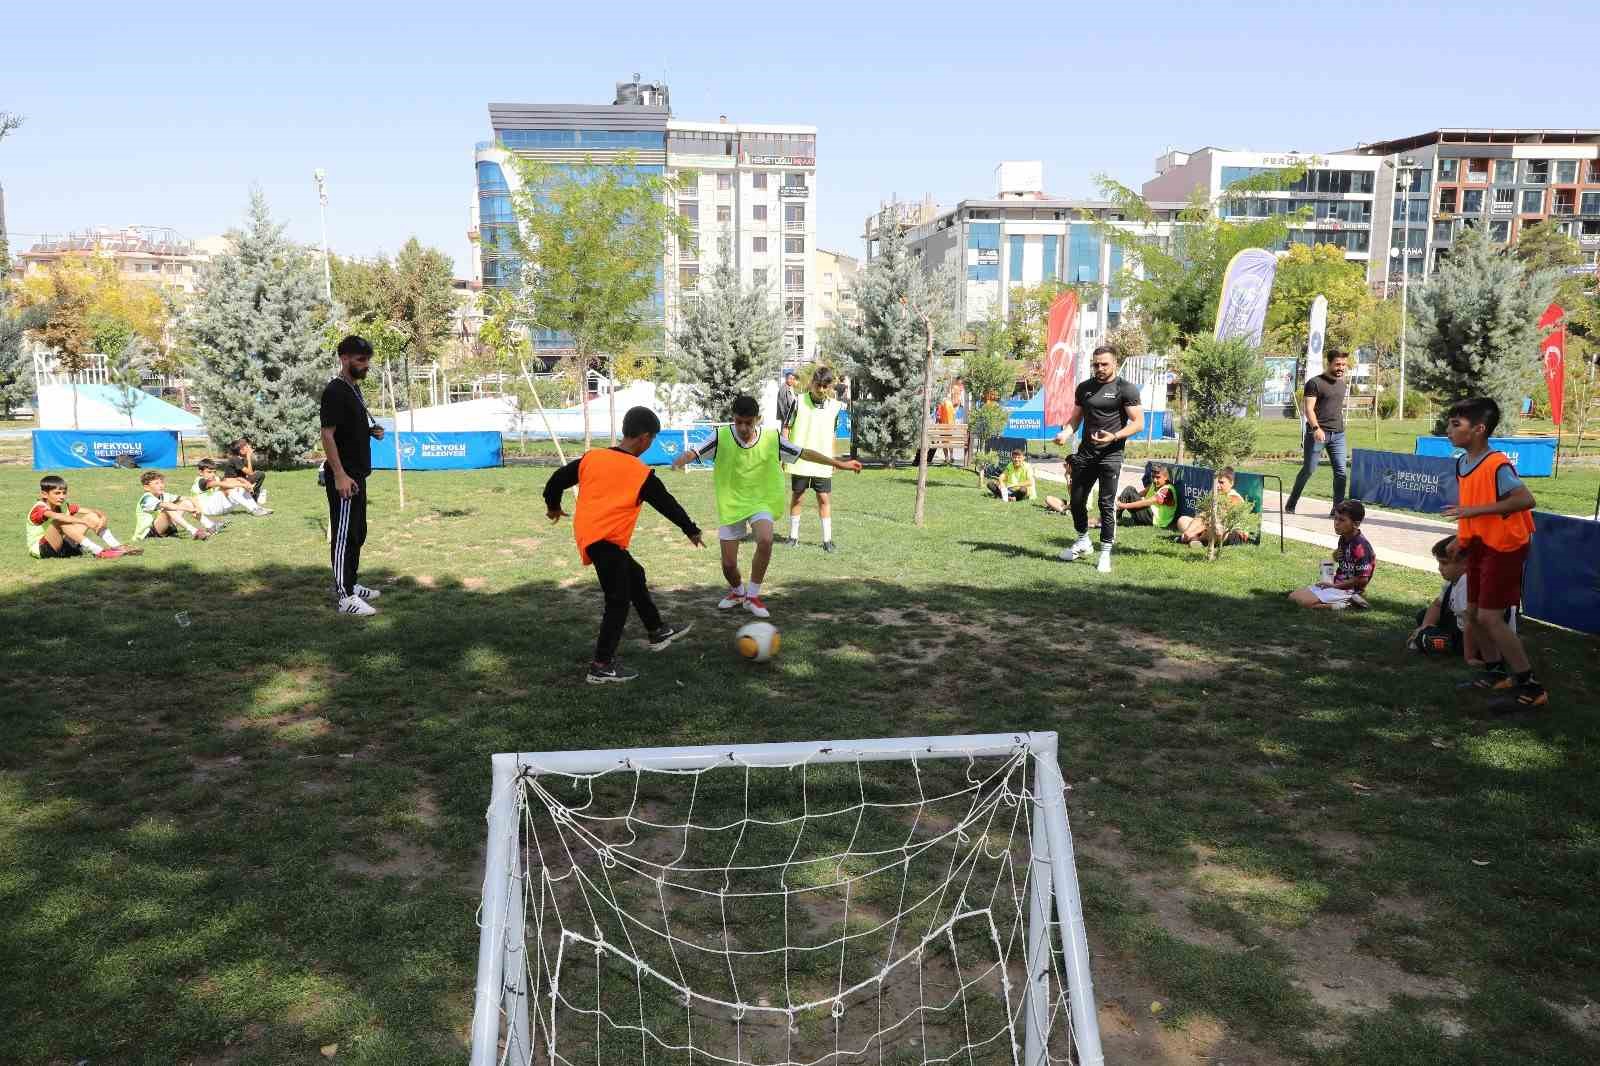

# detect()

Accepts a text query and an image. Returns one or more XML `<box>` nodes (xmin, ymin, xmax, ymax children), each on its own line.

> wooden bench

<box><xmin>923</xmin><ymin>423</ymin><xmax>969</xmax><ymax>465</ymax></box>
<box><xmin>1346</xmin><ymin>393</ymin><xmax>1377</xmax><ymax>417</ymax></box>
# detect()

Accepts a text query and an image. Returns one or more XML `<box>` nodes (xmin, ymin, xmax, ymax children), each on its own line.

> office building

<box><xmin>14</xmin><ymin>226</ymin><xmax>225</xmax><ymax>294</ymax></box>
<box><xmin>876</xmin><ymin>164</ymin><xmax>1183</xmax><ymax>350</ymax></box>
<box><xmin>471</xmin><ymin>77</ymin><xmax>819</xmax><ymax>361</ymax></box>
<box><xmin>1344</xmin><ymin>129</ymin><xmax>1600</xmax><ymax>286</ymax></box>
<box><xmin>1143</xmin><ymin>148</ymin><xmax>1381</xmax><ymax>276</ymax></box>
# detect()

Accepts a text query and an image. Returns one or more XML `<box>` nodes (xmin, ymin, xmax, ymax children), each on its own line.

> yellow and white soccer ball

<box><xmin>735</xmin><ymin>621</ymin><xmax>780</xmax><ymax>663</ymax></box>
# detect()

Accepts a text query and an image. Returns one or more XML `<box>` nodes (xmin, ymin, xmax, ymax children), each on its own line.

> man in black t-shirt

<box><xmin>1286</xmin><ymin>350</ymin><xmax>1350</xmax><ymax>515</ymax></box>
<box><xmin>1056</xmin><ymin>346</ymin><xmax>1143</xmax><ymax>573</ymax></box>
<box><xmin>319</xmin><ymin>335</ymin><xmax>385</xmax><ymax>616</ymax></box>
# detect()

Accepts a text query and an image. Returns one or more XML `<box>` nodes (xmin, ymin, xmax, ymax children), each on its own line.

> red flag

<box><xmin>1042</xmin><ymin>291</ymin><xmax>1081</xmax><ymax>428</ymax></box>
<box><xmin>1540</xmin><ymin>303</ymin><xmax>1565</xmax><ymax>426</ymax></box>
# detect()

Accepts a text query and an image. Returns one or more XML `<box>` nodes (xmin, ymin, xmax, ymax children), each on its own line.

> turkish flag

<box><xmin>1539</xmin><ymin>303</ymin><xmax>1565</xmax><ymax>426</ymax></box>
<box><xmin>1042</xmin><ymin>290</ymin><xmax>1081</xmax><ymax>428</ymax></box>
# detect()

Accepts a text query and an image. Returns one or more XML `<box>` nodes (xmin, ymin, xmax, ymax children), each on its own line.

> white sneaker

<box><xmin>353</xmin><ymin>583</ymin><xmax>382</xmax><ymax>602</ymax></box>
<box><xmin>717</xmin><ymin>589</ymin><xmax>745</xmax><ymax>610</ymax></box>
<box><xmin>251</xmin><ymin>506</ymin><xmax>274</xmax><ymax>517</ymax></box>
<box><xmin>337</xmin><ymin>594</ymin><xmax>376</xmax><ymax>616</ymax></box>
<box><xmin>1058</xmin><ymin>537</ymin><xmax>1093</xmax><ymax>562</ymax></box>
<box><xmin>1097</xmin><ymin>548</ymin><xmax>1113</xmax><ymax>574</ymax></box>
<box><xmin>743</xmin><ymin>594</ymin><xmax>771</xmax><ymax>619</ymax></box>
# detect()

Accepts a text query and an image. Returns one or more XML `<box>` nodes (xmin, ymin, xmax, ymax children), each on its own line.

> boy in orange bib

<box><xmin>1441</xmin><ymin>397</ymin><xmax>1544</xmax><ymax>712</ymax></box>
<box><xmin>543</xmin><ymin>406</ymin><xmax>704</xmax><ymax>685</ymax></box>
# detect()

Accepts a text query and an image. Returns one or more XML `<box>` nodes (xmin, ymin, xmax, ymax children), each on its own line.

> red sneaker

<box><xmin>744</xmin><ymin>595</ymin><xmax>771</xmax><ymax>619</ymax></box>
<box><xmin>97</xmin><ymin>547</ymin><xmax>128</xmax><ymax>559</ymax></box>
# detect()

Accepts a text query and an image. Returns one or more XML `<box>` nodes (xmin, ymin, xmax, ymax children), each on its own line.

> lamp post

<box><xmin>1388</xmin><ymin>156</ymin><xmax>1419</xmax><ymax>421</ymax></box>
<box><xmin>313</xmin><ymin>169</ymin><xmax>332</xmax><ymax>302</ymax></box>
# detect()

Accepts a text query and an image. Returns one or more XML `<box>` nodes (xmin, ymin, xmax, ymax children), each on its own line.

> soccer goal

<box><xmin>470</xmin><ymin>731</ymin><xmax>1104</xmax><ymax>1066</ymax></box>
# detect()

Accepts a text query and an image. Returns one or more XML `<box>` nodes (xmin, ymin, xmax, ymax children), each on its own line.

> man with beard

<box><xmin>319</xmin><ymin>335</ymin><xmax>386</xmax><ymax>616</ymax></box>
<box><xmin>1285</xmin><ymin>349</ymin><xmax>1351</xmax><ymax>516</ymax></box>
<box><xmin>1056</xmin><ymin>346</ymin><xmax>1143</xmax><ymax>573</ymax></box>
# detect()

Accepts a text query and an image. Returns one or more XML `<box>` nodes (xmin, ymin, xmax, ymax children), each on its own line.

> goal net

<box><xmin>470</xmin><ymin>732</ymin><xmax>1103</xmax><ymax>1066</ymax></box>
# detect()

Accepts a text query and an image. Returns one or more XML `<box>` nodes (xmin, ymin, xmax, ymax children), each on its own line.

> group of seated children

<box><xmin>29</xmin><ymin>440</ymin><xmax>275</xmax><ymax>560</ymax></box>
<box><xmin>1174</xmin><ymin>467</ymin><xmax>1251</xmax><ymax>547</ymax></box>
<box><xmin>1289</xmin><ymin>500</ymin><xmax>1376</xmax><ymax>610</ymax></box>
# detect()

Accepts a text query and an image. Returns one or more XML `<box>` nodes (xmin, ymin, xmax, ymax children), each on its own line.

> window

<box><xmin>679</xmin><ymin>202</ymin><xmax>699</xmax><ymax>224</ymax></box>
<box><xmin>784</xmin><ymin>172</ymin><xmax>807</xmax><ymax>188</ymax></box>
<box><xmin>1438</xmin><ymin>188</ymin><xmax>1457</xmax><ymax>214</ymax></box>
<box><xmin>1555</xmin><ymin>189</ymin><xmax>1576</xmax><ymax>214</ymax></box>
<box><xmin>1555</xmin><ymin>160</ymin><xmax>1579</xmax><ymax>184</ymax></box>
<box><xmin>1433</xmin><ymin>220</ymin><xmax>1454</xmax><ymax>243</ymax></box>
<box><xmin>1493</xmin><ymin>159</ymin><xmax>1515</xmax><ymax>184</ymax></box>
<box><xmin>679</xmin><ymin>266</ymin><xmax>699</xmax><ymax>288</ymax></box>
<box><xmin>1488</xmin><ymin>220</ymin><xmax>1510</xmax><ymax>242</ymax></box>
<box><xmin>752</xmin><ymin>268</ymin><xmax>767</xmax><ymax>286</ymax></box>
<box><xmin>753</xmin><ymin>236</ymin><xmax>768</xmax><ymax>253</ymax></box>
<box><xmin>784</xmin><ymin>236</ymin><xmax>805</xmax><ymax>254</ymax></box>
<box><xmin>753</xmin><ymin>204</ymin><xmax>768</xmax><ymax>221</ymax></box>
<box><xmin>1492</xmin><ymin>188</ymin><xmax>1516</xmax><ymax>212</ymax></box>
<box><xmin>1410</xmin><ymin>227</ymin><xmax>1426</xmax><ymax>249</ymax></box>
<box><xmin>1466</xmin><ymin>158</ymin><xmax>1489</xmax><ymax>181</ymax></box>
<box><xmin>1583</xmin><ymin>220</ymin><xmax>1600</xmax><ymax>238</ymax></box>
<box><xmin>784</xmin><ymin>266</ymin><xmax>804</xmax><ymax>289</ymax></box>
<box><xmin>1588</xmin><ymin>161</ymin><xmax>1600</xmax><ymax>183</ymax></box>
<box><xmin>784</xmin><ymin>204</ymin><xmax>805</xmax><ymax>224</ymax></box>
<box><xmin>716</xmin><ymin>205</ymin><xmax>731</xmax><ymax>223</ymax></box>
<box><xmin>752</xmin><ymin>172</ymin><xmax>768</xmax><ymax>189</ymax></box>
<box><xmin>1582</xmin><ymin>192</ymin><xmax>1600</xmax><ymax>215</ymax></box>
<box><xmin>717</xmin><ymin>172</ymin><xmax>732</xmax><ymax>191</ymax></box>
<box><xmin>1524</xmin><ymin>159</ymin><xmax>1549</xmax><ymax>185</ymax></box>
<box><xmin>1462</xmin><ymin>189</ymin><xmax>1485</xmax><ymax>214</ymax></box>
<box><xmin>1521</xmin><ymin>189</ymin><xmax>1544</xmax><ymax>214</ymax></box>
<box><xmin>1438</xmin><ymin>158</ymin><xmax>1459</xmax><ymax>182</ymax></box>
<box><xmin>784</xmin><ymin>298</ymin><xmax>804</xmax><ymax>323</ymax></box>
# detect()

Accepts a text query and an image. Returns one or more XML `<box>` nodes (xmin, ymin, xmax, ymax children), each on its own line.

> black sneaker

<box><xmin>781</xmin><ymin>536</ymin><xmax>799</xmax><ymax>547</ymax></box>
<box><xmin>586</xmin><ymin>661</ymin><xmax>638</xmax><ymax>684</ymax></box>
<box><xmin>1458</xmin><ymin>662</ymin><xmax>1510</xmax><ymax>690</ymax></box>
<box><xmin>821</xmin><ymin>540</ymin><xmax>837</xmax><ymax>554</ymax></box>
<box><xmin>1490</xmin><ymin>681</ymin><xmax>1549</xmax><ymax>715</ymax></box>
<box><xmin>646</xmin><ymin>622</ymin><xmax>693</xmax><ymax>653</ymax></box>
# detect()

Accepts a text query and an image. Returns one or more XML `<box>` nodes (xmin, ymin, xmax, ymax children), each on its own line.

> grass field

<box><xmin>2</xmin><ymin>462</ymin><xmax>1598</xmax><ymax>1065</ymax></box>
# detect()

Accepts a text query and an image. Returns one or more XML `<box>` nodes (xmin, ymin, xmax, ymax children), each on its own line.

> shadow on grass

<box><xmin>2</xmin><ymin>560</ymin><xmax>1598</xmax><ymax>1064</ymax></box>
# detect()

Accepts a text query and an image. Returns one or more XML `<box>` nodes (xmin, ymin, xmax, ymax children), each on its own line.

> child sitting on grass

<box><xmin>27</xmin><ymin>475</ymin><xmax>137</xmax><ymax>559</ymax></box>
<box><xmin>1175</xmin><ymin>467</ymin><xmax>1249</xmax><ymax>546</ymax></box>
<box><xmin>192</xmin><ymin>458</ymin><xmax>272</xmax><ymax>519</ymax></box>
<box><xmin>134</xmin><ymin>470</ymin><xmax>218</xmax><ymax>541</ymax></box>
<box><xmin>1289</xmin><ymin>500</ymin><xmax>1375</xmax><ymax>610</ymax></box>
<box><xmin>1115</xmin><ymin>463</ymin><xmax>1177</xmax><ymax>528</ymax></box>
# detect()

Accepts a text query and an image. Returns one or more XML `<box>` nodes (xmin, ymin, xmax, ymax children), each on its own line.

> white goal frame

<box><xmin>469</xmin><ymin>730</ymin><xmax>1104</xmax><ymax>1066</ymax></box>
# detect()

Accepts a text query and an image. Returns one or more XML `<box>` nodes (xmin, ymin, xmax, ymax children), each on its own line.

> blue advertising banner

<box><xmin>371</xmin><ymin>431</ymin><xmax>502</xmax><ymax>470</ymax></box>
<box><xmin>33</xmin><ymin>429</ymin><xmax>180</xmax><ymax>470</ymax></box>
<box><xmin>1351</xmin><ymin>449</ymin><xmax>1458</xmax><ymax>515</ymax></box>
<box><xmin>1414</xmin><ymin>436</ymin><xmax>1557</xmax><ymax>477</ymax></box>
<box><xmin>640</xmin><ymin>426</ymin><xmax>717</xmax><ymax>467</ymax></box>
<box><xmin>1523</xmin><ymin>512</ymin><xmax>1600</xmax><ymax>635</ymax></box>
<box><xmin>1144</xmin><ymin>461</ymin><xmax>1264</xmax><ymax>520</ymax></box>
<box><xmin>1002</xmin><ymin>395</ymin><xmax>1171</xmax><ymax>441</ymax></box>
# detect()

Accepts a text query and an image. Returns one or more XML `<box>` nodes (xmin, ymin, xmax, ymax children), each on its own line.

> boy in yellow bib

<box><xmin>674</xmin><ymin>394</ymin><xmax>861</xmax><ymax>618</ymax></box>
<box><xmin>782</xmin><ymin>365</ymin><xmax>846</xmax><ymax>552</ymax></box>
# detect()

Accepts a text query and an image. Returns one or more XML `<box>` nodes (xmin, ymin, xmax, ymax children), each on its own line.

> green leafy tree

<box><xmin>328</xmin><ymin>239</ymin><xmax>454</xmax><ymax>418</ymax></box>
<box><xmin>824</xmin><ymin>205</ymin><xmax>958</xmax><ymax>464</ymax></box>
<box><xmin>503</xmin><ymin>151</ymin><xmax>688</xmax><ymax>447</ymax></box>
<box><xmin>671</xmin><ymin>247</ymin><xmax>784</xmax><ymax>419</ymax></box>
<box><xmin>29</xmin><ymin>268</ymin><xmax>93</xmax><ymax>428</ymax></box>
<box><xmin>186</xmin><ymin>190</ymin><xmax>331</xmax><ymax>467</ymax></box>
<box><xmin>0</xmin><ymin>294</ymin><xmax>46</xmax><ymax>418</ymax></box>
<box><xmin>1265</xmin><ymin>242</ymin><xmax>1374</xmax><ymax>358</ymax></box>
<box><xmin>0</xmin><ymin>110</ymin><xmax>22</xmax><ymax>270</ymax></box>
<box><xmin>1177</xmin><ymin>335</ymin><xmax>1267</xmax><ymax>559</ymax></box>
<box><xmin>960</xmin><ymin>350</ymin><xmax>1017</xmax><ymax>465</ymax></box>
<box><xmin>1104</xmin><ymin>320</ymin><xmax>1150</xmax><ymax>361</ymax></box>
<box><xmin>1409</xmin><ymin>228</ymin><xmax>1558</xmax><ymax>434</ymax></box>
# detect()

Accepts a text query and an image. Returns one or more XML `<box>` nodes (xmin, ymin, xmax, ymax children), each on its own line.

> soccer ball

<box><xmin>735</xmin><ymin>621</ymin><xmax>780</xmax><ymax>663</ymax></box>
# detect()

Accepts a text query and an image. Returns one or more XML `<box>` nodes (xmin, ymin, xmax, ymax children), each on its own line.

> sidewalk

<box><xmin>1033</xmin><ymin>460</ymin><xmax>1452</xmax><ymax>572</ymax></box>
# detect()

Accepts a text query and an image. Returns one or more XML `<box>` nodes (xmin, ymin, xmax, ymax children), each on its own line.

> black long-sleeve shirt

<box><xmin>543</xmin><ymin>450</ymin><xmax>702</xmax><ymax>543</ymax></box>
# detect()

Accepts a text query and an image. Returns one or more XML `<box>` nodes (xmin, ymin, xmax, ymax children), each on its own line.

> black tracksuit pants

<box><xmin>327</xmin><ymin>476</ymin><xmax>368</xmax><ymax>599</ymax></box>
<box><xmin>1069</xmin><ymin>450</ymin><xmax>1122</xmax><ymax>544</ymax></box>
<box><xmin>588</xmin><ymin>540</ymin><xmax>662</xmax><ymax>664</ymax></box>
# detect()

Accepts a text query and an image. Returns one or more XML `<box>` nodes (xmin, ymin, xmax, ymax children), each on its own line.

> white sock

<box><xmin>1100</xmin><ymin>542</ymin><xmax>1113</xmax><ymax>553</ymax></box>
<box><xmin>789</xmin><ymin>516</ymin><xmax>801</xmax><ymax>538</ymax></box>
<box><xmin>1073</xmin><ymin>534</ymin><xmax>1092</xmax><ymax>551</ymax></box>
<box><xmin>81</xmin><ymin>537</ymin><xmax>105</xmax><ymax>555</ymax></box>
<box><xmin>746</xmin><ymin>582</ymin><xmax>761</xmax><ymax>598</ymax></box>
<box><xmin>174</xmin><ymin>514</ymin><xmax>199</xmax><ymax>534</ymax></box>
<box><xmin>101</xmin><ymin>530</ymin><xmax>123</xmax><ymax>548</ymax></box>
<box><xmin>821</xmin><ymin>517</ymin><xmax>833</xmax><ymax>541</ymax></box>
<box><xmin>200</xmin><ymin>516</ymin><xmax>218</xmax><ymax>529</ymax></box>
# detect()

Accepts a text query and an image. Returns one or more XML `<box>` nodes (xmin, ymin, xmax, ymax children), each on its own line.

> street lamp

<box><xmin>1387</xmin><ymin>156</ymin><xmax>1420</xmax><ymax>421</ymax></box>
<box><xmin>313</xmin><ymin>169</ymin><xmax>332</xmax><ymax>302</ymax></box>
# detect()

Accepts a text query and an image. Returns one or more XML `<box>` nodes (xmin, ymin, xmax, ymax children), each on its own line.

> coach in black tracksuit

<box><xmin>319</xmin><ymin>335</ymin><xmax>385</xmax><ymax>615</ymax></box>
<box><xmin>1058</xmin><ymin>345</ymin><xmax>1143</xmax><ymax>572</ymax></box>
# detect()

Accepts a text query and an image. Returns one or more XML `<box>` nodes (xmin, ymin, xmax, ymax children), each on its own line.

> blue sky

<box><xmin>4</xmin><ymin>0</ymin><xmax>1597</xmax><ymax>276</ymax></box>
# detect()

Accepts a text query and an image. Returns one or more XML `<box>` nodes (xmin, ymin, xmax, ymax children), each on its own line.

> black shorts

<box><xmin>791</xmin><ymin>475</ymin><xmax>833</xmax><ymax>494</ymax></box>
<box><xmin>143</xmin><ymin>524</ymin><xmax>179</xmax><ymax>539</ymax></box>
<box><xmin>37</xmin><ymin>540</ymin><xmax>84</xmax><ymax>559</ymax></box>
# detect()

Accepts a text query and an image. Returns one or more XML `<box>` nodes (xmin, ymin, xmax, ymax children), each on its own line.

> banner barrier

<box><xmin>1523</xmin><ymin>512</ymin><xmax>1600</xmax><ymax>636</ymax></box>
<box><xmin>640</xmin><ymin>426</ymin><xmax>717</xmax><ymax>467</ymax></box>
<box><xmin>1413</xmin><ymin>436</ymin><xmax>1557</xmax><ymax>477</ymax></box>
<box><xmin>1000</xmin><ymin>398</ymin><xmax>1171</xmax><ymax>442</ymax></box>
<box><xmin>371</xmin><ymin>431</ymin><xmax>502</xmax><ymax>470</ymax></box>
<box><xmin>1351</xmin><ymin>449</ymin><xmax>1458</xmax><ymax>515</ymax></box>
<box><xmin>33</xmin><ymin>429</ymin><xmax>180</xmax><ymax>470</ymax></box>
<box><xmin>1142</xmin><ymin>461</ymin><xmax>1273</xmax><ymax>547</ymax></box>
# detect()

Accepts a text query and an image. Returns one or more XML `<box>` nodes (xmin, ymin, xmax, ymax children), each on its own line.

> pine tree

<box><xmin>1410</xmin><ymin>227</ymin><xmax>1558</xmax><ymax>433</ymax></box>
<box><xmin>187</xmin><ymin>190</ymin><xmax>331</xmax><ymax>466</ymax></box>
<box><xmin>0</xmin><ymin>294</ymin><xmax>45</xmax><ymax>419</ymax></box>
<box><xmin>823</xmin><ymin>206</ymin><xmax>957</xmax><ymax>458</ymax></box>
<box><xmin>671</xmin><ymin>246</ymin><xmax>783</xmax><ymax>419</ymax></box>
<box><xmin>1177</xmin><ymin>335</ymin><xmax>1266</xmax><ymax>559</ymax></box>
